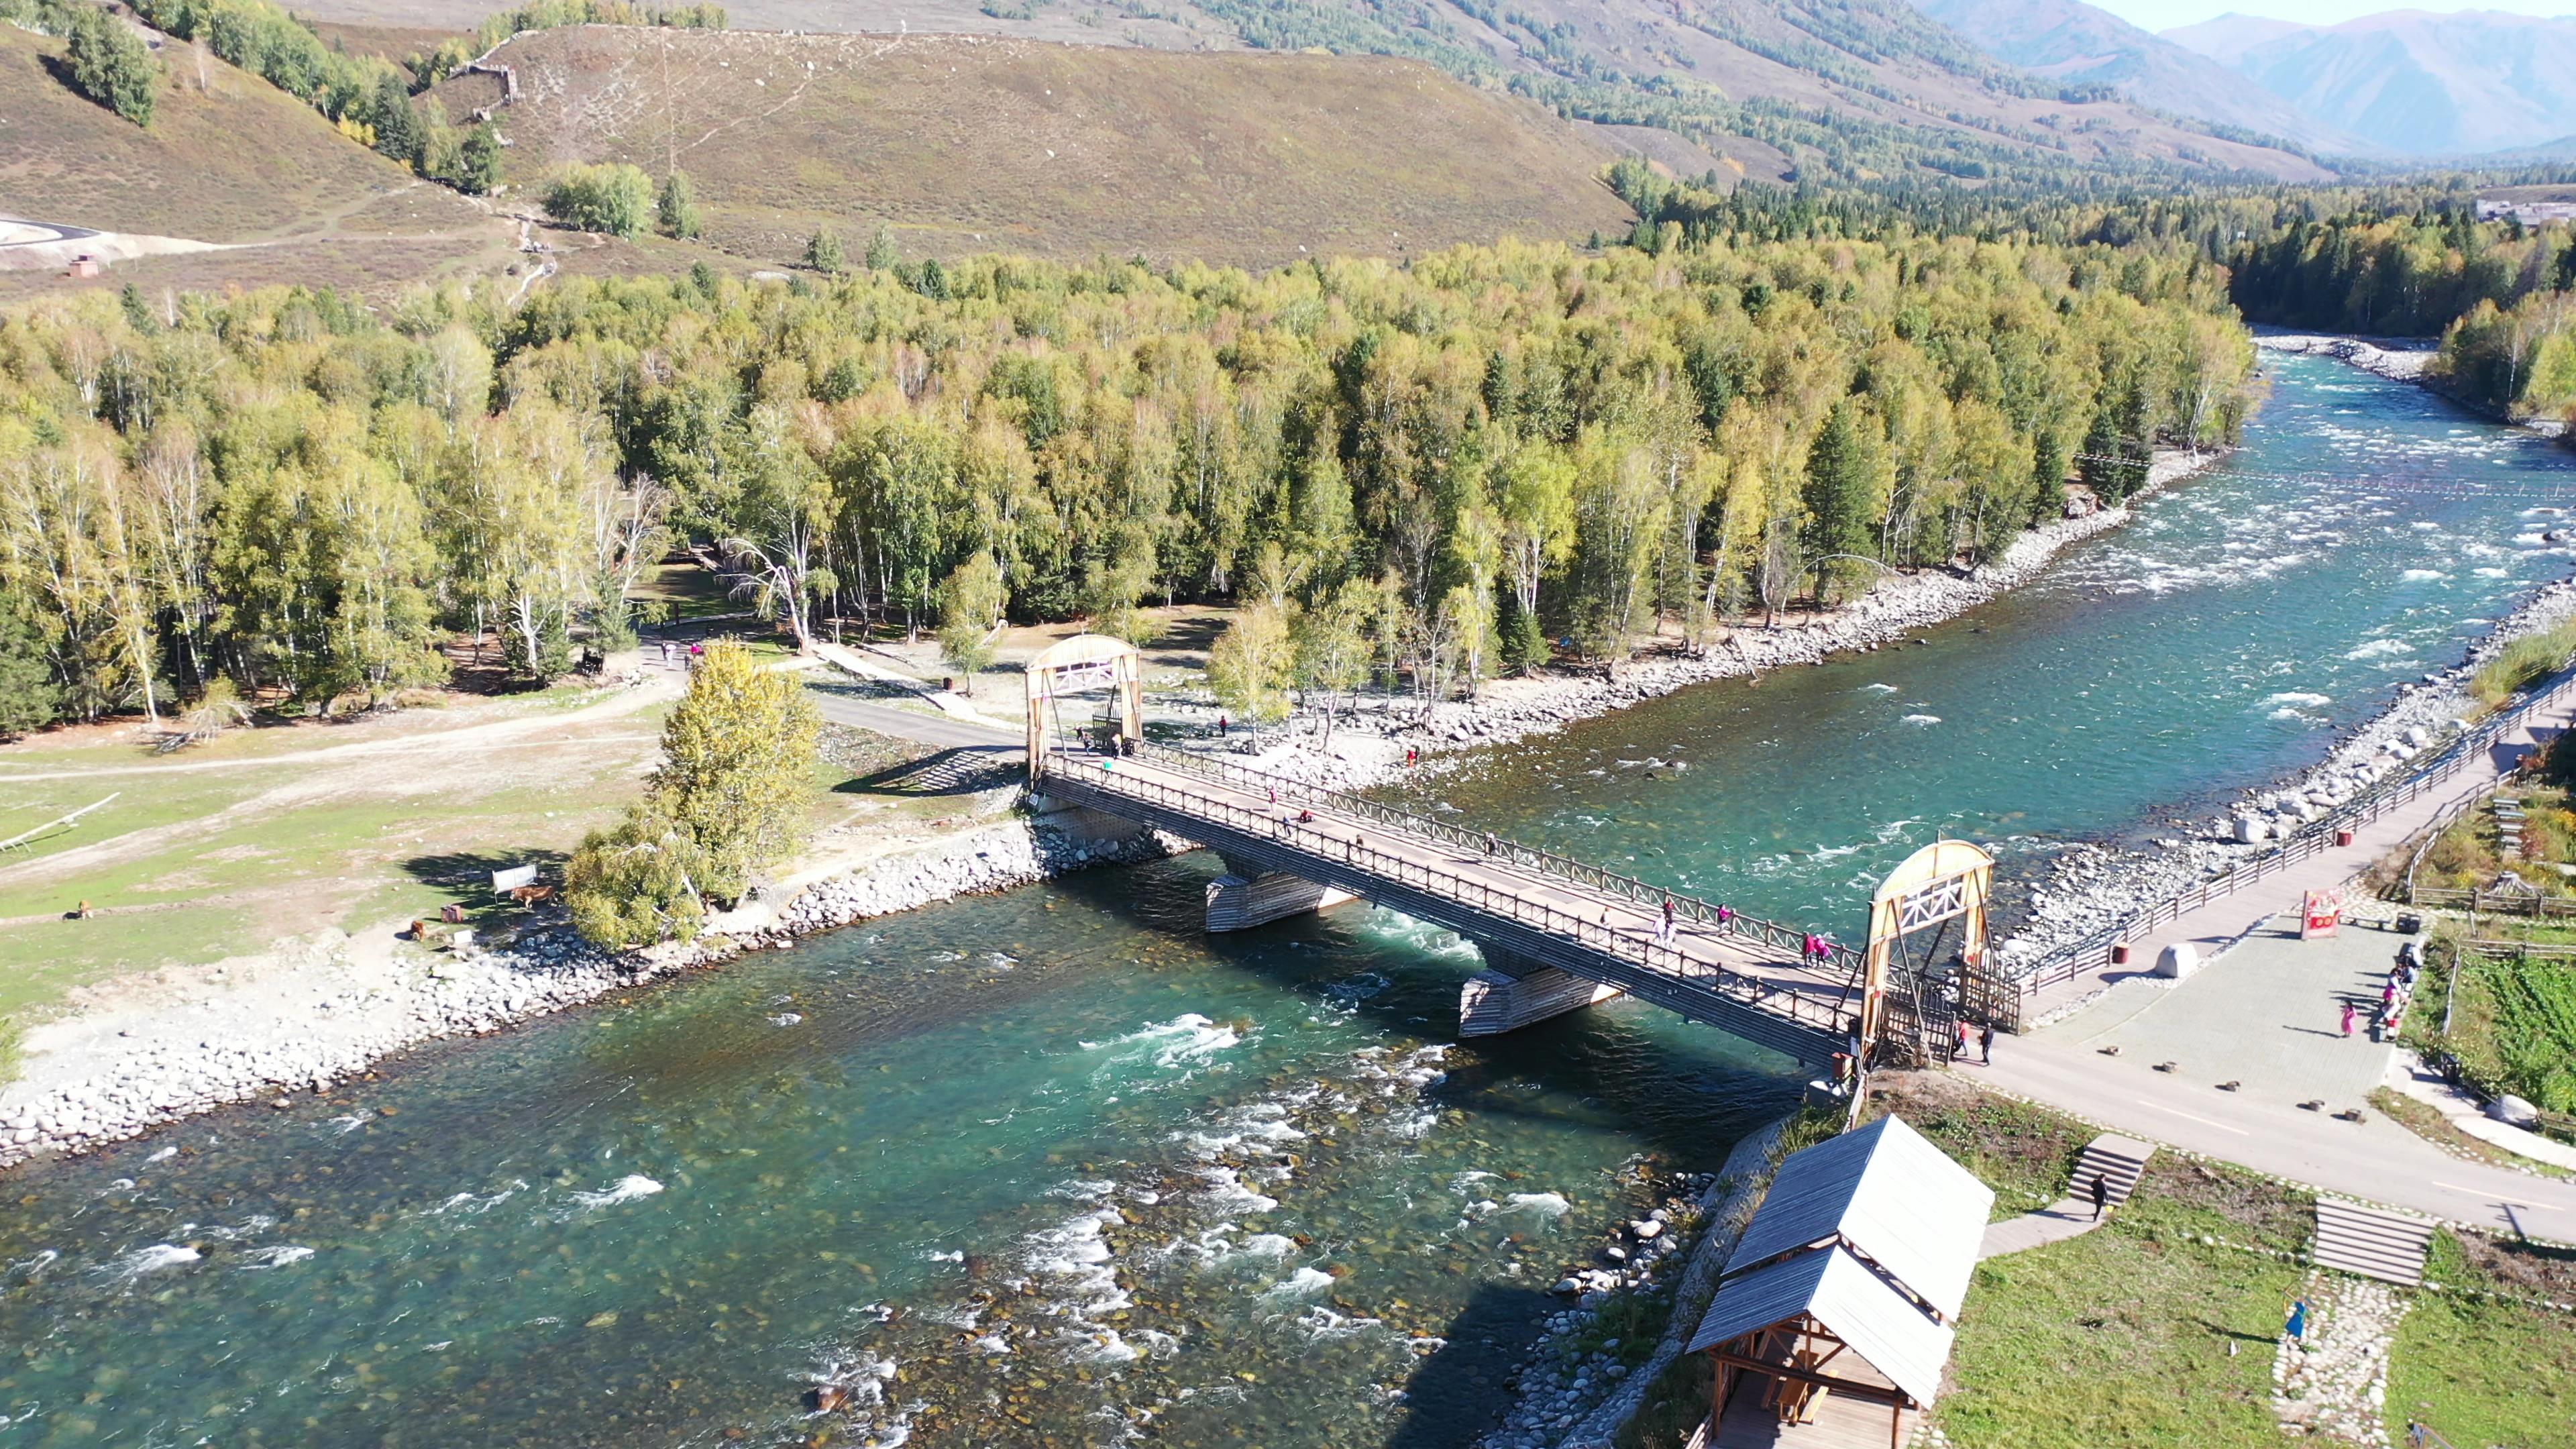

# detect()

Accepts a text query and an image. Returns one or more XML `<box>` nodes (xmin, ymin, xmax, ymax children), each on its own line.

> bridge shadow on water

<box><xmin>1040</xmin><ymin>857</ymin><xmax>1809</xmax><ymax>1169</ymax></box>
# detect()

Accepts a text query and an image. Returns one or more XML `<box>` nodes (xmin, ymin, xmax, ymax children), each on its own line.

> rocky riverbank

<box><xmin>0</xmin><ymin>445</ymin><xmax>2230</xmax><ymax>1176</ymax></box>
<box><xmin>0</xmin><ymin>810</ymin><xmax>1182</xmax><ymax>1173</ymax></box>
<box><xmin>1995</xmin><ymin>480</ymin><xmax>2576</xmax><ymax>978</ymax></box>
<box><xmin>1226</xmin><ymin>446</ymin><xmax>2231</xmax><ymax>798</ymax></box>
<box><xmin>2257</xmin><ymin>331</ymin><xmax>2567</xmax><ymax>441</ymax></box>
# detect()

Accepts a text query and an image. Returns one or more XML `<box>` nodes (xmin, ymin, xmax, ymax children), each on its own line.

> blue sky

<box><xmin>2089</xmin><ymin>0</ymin><xmax>2576</xmax><ymax>32</ymax></box>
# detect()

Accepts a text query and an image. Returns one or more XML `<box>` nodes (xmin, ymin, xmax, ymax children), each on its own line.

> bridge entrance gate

<box><xmin>1026</xmin><ymin>633</ymin><xmax>1142</xmax><ymax>778</ymax></box>
<box><xmin>1862</xmin><ymin>840</ymin><xmax>1993</xmax><ymax>1066</ymax></box>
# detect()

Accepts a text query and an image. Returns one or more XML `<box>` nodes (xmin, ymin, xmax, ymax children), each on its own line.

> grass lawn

<box><xmin>1860</xmin><ymin>1073</ymin><xmax>2092</xmax><ymax>1220</ymax></box>
<box><xmin>1936</xmin><ymin>1159</ymin><xmax>2312</xmax><ymax>1448</ymax></box>
<box><xmin>0</xmin><ymin>687</ymin><xmax>665</xmax><ymax>1024</ymax></box>
<box><xmin>2390</xmin><ymin>1233</ymin><xmax>2576</xmax><ymax>1448</ymax></box>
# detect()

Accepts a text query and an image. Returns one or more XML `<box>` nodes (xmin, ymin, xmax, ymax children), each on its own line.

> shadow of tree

<box><xmin>400</xmin><ymin>847</ymin><xmax>572</xmax><ymax>896</ymax></box>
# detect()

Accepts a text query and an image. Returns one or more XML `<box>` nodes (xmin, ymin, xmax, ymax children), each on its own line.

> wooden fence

<box><xmin>2012</xmin><ymin>667</ymin><xmax>2576</xmax><ymax>1004</ymax></box>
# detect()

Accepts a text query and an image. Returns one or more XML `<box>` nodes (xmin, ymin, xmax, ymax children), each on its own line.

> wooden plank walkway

<box><xmin>1037</xmin><ymin>743</ymin><xmax>1872</xmax><ymax>1064</ymax></box>
<box><xmin>1978</xmin><ymin>1133</ymin><xmax>2155</xmax><ymax>1258</ymax></box>
<box><xmin>2313</xmin><ymin>1197</ymin><xmax>2436</xmax><ymax>1287</ymax></box>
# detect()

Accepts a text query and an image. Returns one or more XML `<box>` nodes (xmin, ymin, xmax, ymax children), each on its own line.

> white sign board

<box><xmin>492</xmin><ymin>864</ymin><xmax>539</xmax><ymax>893</ymax></box>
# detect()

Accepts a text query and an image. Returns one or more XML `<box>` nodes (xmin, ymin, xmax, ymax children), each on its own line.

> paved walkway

<box><xmin>2037</xmin><ymin>916</ymin><xmax>2407</xmax><ymax>1111</ymax></box>
<box><xmin>2019</xmin><ymin>696</ymin><xmax>2575</xmax><ymax>1027</ymax></box>
<box><xmin>1978</xmin><ymin>1133</ymin><xmax>2154</xmax><ymax>1258</ymax></box>
<box><xmin>1976</xmin><ymin>1032</ymin><xmax>2576</xmax><ymax>1242</ymax></box>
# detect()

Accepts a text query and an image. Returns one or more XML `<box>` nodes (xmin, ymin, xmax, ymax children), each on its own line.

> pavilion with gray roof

<box><xmin>1686</xmin><ymin>1114</ymin><xmax>1993</xmax><ymax>1448</ymax></box>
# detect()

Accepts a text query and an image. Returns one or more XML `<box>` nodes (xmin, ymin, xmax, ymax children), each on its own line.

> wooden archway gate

<box><xmin>1025</xmin><ymin>633</ymin><xmax>1142</xmax><ymax>782</ymax></box>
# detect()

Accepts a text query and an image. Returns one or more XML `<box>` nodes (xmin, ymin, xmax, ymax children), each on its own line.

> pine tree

<box><xmin>457</xmin><ymin>123</ymin><xmax>504</xmax><ymax>195</ymax></box>
<box><xmin>804</xmin><ymin>227</ymin><xmax>845</xmax><ymax>275</ymax></box>
<box><xmin>371</xmin><ymin>71</ymin><xmax>422</xmax><ymax>164</ymax></box>
<box><xmin>66</xmin><ymin>5</ymin><xmax>156</xmax><ymax>127</ymax></box>
<box><xmin>1801</xmin><ymin>397</ymin><xmax>1889</xmax><ymax>602</ymax></box>
<box><xmin>657</xmin><ymin>170</ymin><xmax>702</xmax><ymax>239</ymax></box>
<box><xmin>865</xmin><ymin>222</ymin><xmax>897</xmax><ymax>271</ymax></box>
<box><xmin>0</xmin><ymin>591</ymin><xmax>60</xmax><ymax>739</ymax></box>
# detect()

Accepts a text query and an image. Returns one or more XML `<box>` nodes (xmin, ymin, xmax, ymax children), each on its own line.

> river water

<box><xmin>1</xmin><ymin>357</ymin><xmax>2571</xmax><ymax>1449</ymax></box>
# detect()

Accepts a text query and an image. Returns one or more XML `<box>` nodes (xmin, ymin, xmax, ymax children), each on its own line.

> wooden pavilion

<box><xmin>1686</xmin><ymin>1114</ymin><xmax>1992</xmax><ymax>1448</ymax></box>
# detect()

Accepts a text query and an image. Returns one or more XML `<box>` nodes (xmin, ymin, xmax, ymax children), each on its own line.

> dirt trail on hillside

<box><xmin>0</xmin><ymin>682</ymin><xmax>677</xmax><ymax>888</ymax></box>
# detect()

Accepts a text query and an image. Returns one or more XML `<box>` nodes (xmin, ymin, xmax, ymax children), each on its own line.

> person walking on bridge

<box><xmin>1658</xmin><ymin>899</ymin><xmax>1676</xmax><ymax>947</ymax></box>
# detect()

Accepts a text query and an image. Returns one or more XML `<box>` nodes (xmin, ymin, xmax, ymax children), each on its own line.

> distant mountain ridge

<box><xmin>2164</xmin><ymin>9</ymin><xmax>2576</xmax><ymax>155</ymax></box>
<box><xmin>1905</xmin><ymin>0</ymin><xmax>2365</xmax><ymax>154</ymax></box>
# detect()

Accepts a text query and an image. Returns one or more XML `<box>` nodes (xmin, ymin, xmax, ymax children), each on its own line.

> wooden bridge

<box><xmin>1036</xmin><ymin>737</ymin><xmax>1907</xmax><ymax>1064</ymax></box>
<box><xmin>1014</xmin><ymin>635</ymin><xmax>1972</xmax><ymax>1068</ymax></box>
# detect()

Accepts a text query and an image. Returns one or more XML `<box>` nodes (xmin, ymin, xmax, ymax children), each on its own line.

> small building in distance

<box><xmin>1686</xmin><ymin>1113</ymin><xmax>1992</xmax><ymax>1448</ymax></box>
<box><xmin>65</xmin><ymin>254</ymin><xmax>103</xmax><ymax>278</ymax></box>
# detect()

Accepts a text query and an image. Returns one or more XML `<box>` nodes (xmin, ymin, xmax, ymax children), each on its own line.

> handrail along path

<box><xmin>1036</xmin><ymin>738</ymin><xmax>1875</xmax><ymax>1065</ymax></box>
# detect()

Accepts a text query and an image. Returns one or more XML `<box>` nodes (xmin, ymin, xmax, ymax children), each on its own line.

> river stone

<box><xmin>2487</xmin><ymin>1094</ymin><xmax>2541</xmax><ymax>1128</ymax></box>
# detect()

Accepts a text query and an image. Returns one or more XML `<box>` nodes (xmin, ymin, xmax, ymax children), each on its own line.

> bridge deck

<box><xmin>1038</xmin><ymin>744</ymin><xmax>1864</xmax><ymax>1064</ymax></box>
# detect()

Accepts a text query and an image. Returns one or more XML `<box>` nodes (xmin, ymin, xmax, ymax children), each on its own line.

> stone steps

<box><xmin>2313</xmin><ymin>1197</ymin><xmax>2435</xmax><ymax>1287</ymax></box>
<box><xmin>2068</xmin><ymin>1132</ymin><xmax>2155</xmax><ymax>1207</ymax></box>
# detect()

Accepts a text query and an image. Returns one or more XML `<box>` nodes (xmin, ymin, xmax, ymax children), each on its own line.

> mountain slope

<box><xmin>2165</xmin><ymin>9</ymin><xmax>2576</xmax><ymax>155</ymax></box>
<box><xmin>437</xmin><ymin>30</ymin><xmax>1635</xmax><ymax>266</ymax></box>
<box><xmin>1905</xmin><ymin>0</ymin><xmax>2362</xmax><ymax>154</ymax></box>
<box><xmin>0</xmin><ymin>23</ymin><xmax>467</xmax><ymax>241</ymax></box>
<box><xmin>321</xmin><ymin>0</ymin><xmax>2335</xmax><ymax>186</ymax></box>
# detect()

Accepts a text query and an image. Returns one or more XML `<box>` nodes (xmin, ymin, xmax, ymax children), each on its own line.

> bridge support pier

<box><xmin>1205</xmin><ymin>858</ymin><xmax>1357</xmax><ymax>932</ymax></box>
<box><xmin>1459</xmin><ymin>947</ymin><xmax>1623</xmax><ymax>1037</ymax></box>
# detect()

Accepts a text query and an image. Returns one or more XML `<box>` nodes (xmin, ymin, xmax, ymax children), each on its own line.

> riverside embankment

<box><xmin>2</xmin><ymin>352</ymin><xmax>2573</xmax><ymax>1449</ymax></box>
<box><xmin>0</xmin><ymin>447</ymin><xmax>2230</xmax><ymax>1174</ymax></box>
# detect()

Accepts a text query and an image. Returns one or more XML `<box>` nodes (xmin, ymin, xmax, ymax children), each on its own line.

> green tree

<box><xmin>865</xmin><ymin>222</ymin><xmax>896</xmax><ymax>271</ymax></box>
<box><xmin>66</xmin><ymin>5</ymin><xmax>156</xmax><ymax>126</ymax></box>
<box><xmin>566</xmin><ymin>794</ymin><xmax>710</xmax><ymax>949</ymax></box>
<box><xmin>933</xmin><ymin>551</ymin><xmax>1006</xmax><ymax>694</ymax></box>
<box><xmin>804</xmin><ymin>227</ymin><xmax>845</xmax><ymax>275</ymax></box>
<box><xmin>456</xmin><ymin>123</ymin><xmax>504</xmax><ymax>195</ymax></box>
<box><xmin>1293</xmin><ymin>580</ymin><xmax>1375</xmax><ymax>747</ymax></box>
<box><xmin>370</xmin><ymin>70</ymin><xmax>421</xmax><ymax>164</ymax></box>
<box><xmin>544</xmin><ymin>162</ymin><xmax>653</xmax><ymax>239</ymax></box>
<box><xmin>1801</xmin><ymin>398</ymin><xmax>1890</xmax><ymax>602</ymax></box>
<box><xmin>1208</xmin><ymin>600</ymin><xmax>1295</xmax><ymax>727</ymax></box>
<box><xmin>649</xmin><ymin>637</ymin><xmax>821</xmax><ymax>904</ymax></box>
<box><xmin>657</xmin><ymin>170</ymin><xmax>702</xmax><ymax>239</ymax></box>
<box><xmin>0</xmin><ymin>590</ymin><xmax>60</xmax><ymax>739</ymax></box>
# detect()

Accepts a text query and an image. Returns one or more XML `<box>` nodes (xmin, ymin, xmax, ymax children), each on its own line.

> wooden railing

<box><xmin>1056</xmin><ymin>744</ymin><xmax>1868</xmax><ymax>1042</ymax></box>
<box><xmin>2415</xmin><ymin>888</ymin><xmax>2576</xmax><ymax>918</ymax></box>
<box><xmin>2014</xmin><ymin>667</ymin><xmax>2576</xmax><ymax>999</ymax></box>
<box><xmin>1121</xmin><ymin>738</ymin><xmax>1868</xmax><ymax>978</ymax></box>
<box><xmin>2465</xmin><ymin>938</ymin><xmax>2576</xmax><ymax>961</ymax></box>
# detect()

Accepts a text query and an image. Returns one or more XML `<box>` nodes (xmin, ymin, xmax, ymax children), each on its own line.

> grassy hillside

<box><xmin>0</xmin><ymin>23</ymin><xmax>461</xmax><ymax>241</ymax></box>
<box><xmin>358</xmin><ymin>0</ymin><xmax>2330</xmax><ymax>186</ymax></box>
<box><xmin>438</xmin><ymin>30</ymin><xmax>1637</xmax><ymax>266</ymax></box>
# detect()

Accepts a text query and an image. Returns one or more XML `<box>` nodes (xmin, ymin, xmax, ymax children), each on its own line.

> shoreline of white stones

<box><xmin>0</xmin><ymin>812</ymin><xmax>1184</xmax><ymax>1174</ymax></box>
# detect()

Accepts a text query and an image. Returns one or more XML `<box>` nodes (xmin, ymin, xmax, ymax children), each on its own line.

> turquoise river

<box><xmin>1</xmin><ymin>356</ymin><xmax>2571</xmax><ymax>1448</ymax></box>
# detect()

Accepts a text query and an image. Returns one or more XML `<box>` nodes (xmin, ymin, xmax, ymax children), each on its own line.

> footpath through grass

<box><xmin>1938</xmin><ymin>1157</ymin><xmax>2310</xmax><ymax>1448</ymax></box>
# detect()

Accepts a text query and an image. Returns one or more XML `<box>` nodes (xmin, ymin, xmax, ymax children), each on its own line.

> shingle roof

<box><xmin>1721</xmin><ymin>1114</ymin><xmax>1993</xmax><ymax>1320</ymax></box>
<box><xmin>1686</xmin><ymin>1244</ymin><xmax>1956</xmax><ymax>1407</ymax></box>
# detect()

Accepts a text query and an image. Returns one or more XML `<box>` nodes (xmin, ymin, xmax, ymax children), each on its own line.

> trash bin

<box><xmin>2396</xmin><ymin>912</ymin><xmax>2422</xmax><ymax>934</ymax></box>
<box><xmin>2335</xmin><ymin>828</ymin><xmax>2355</xmax><ymax>847</ymax></box>
<box><xmin>2110</xmin><ymin>942</ymin><xmax>2132</xmax><ymax>965</ymax></box>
